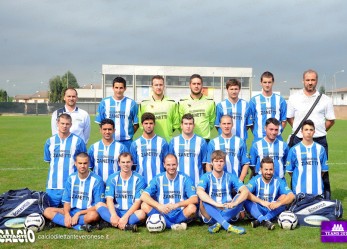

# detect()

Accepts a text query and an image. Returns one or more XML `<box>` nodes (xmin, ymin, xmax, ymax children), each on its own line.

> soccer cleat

<box><xmin>81</xmin><ymin>224</ymin><xmax>93</xmax><ymax>232</ymax></box>
<box><xmin>43</xmin><ymin>221</ymin><xmax>57</xmax><ymax>230</ymax></box>
<box><xmin>227</xmin><ymin>225</ymin><xmax>246</xmax><ymax>235</ymax></box>
<box><xmin>94</xmin><ymin>220</ymin><xmax>112</xmax><ymax>230</ymax></box>
<box><xmin>171</xmin><ymin>223</ymin><xmax>187</xmax><ymax>231</ymax></box>
<box><xmin>251</xmin><ymin>220</ymin><xmax>261</xmax><ymax>228</ymax></box>
<box><xmin>208</xmin><ymin>223</ymin><xmax>221</xmax><ymax>234</ymax></box>
<box><xmin>262</xmin><ymin>220</ymin><xmax>275</xmax><ymax>230</ymax></box>
<box><xmin>124</xmin><ymin>224</ymin><xmax>138</xmax><ymax>232</ymax></box>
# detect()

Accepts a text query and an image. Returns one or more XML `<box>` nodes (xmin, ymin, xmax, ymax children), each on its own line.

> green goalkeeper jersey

<box><xmin>178</xmin><ymin>95</ymin><xmax>216</xmax><ymax>139</ymax></box>
<box><xmin>139</xmin><ymin>96</ymin><xmax>179</xmax><ymax>142</ymax></box>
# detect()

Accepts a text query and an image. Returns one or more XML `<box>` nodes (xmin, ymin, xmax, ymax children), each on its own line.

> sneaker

<box><xmin>227</xmin><ymin>225</ymin><xmax>246</xmax><ymax>235</ymax></box>
<box><xmin>251</xmin><ymin>220</ymin><xmax>261</xmax><ymax>228</ymax></box>
<box><xmin>208</xmin><ymin>223</ymin><xmax>221</xmax><ymax>234</ymax></box>
<box><xmin>124</xmin><ymin>224</ymin><xmax>138</xmax><ymax>232</ymax></box>
<box><xmin>262</xmin><ymin>220</ymin><xmax>275</xmax><ymax>230</ymax></box>
<box><xmin>171</xmin><ymin>223</ymin><xmax>187</xmax><ymax>231</ymax></box>
<box><xmin>94</xmin><ymin>220</ymin><xmax>112</xmax><ymax>230</ymax></box>
<box><xmin>81</xmin><ymin>224</ymin><xmax>93</xmax><ymax>232</ymax></box>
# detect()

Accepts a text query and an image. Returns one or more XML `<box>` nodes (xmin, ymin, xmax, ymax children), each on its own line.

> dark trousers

<box><xmin>293</xmin><ymin>136</ymin><xmax>331</xmax><ymax>199</ymax></box>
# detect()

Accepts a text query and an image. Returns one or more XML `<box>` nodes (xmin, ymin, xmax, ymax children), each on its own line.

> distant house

<box><xmin>326</xmin><ymin>87</ymin><xmax>347</xmax><ymax>105</ymax></box>
<box><xmin>14</xmin><ymin>91</ymin><xmax>49</xmax><ymax>103</ymax></box>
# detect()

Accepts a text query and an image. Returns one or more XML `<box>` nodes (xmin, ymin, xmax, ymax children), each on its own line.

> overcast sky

<box><xmin>1</xmin><ymin>0</ymin><xmax>346</xmax><ymax>96</ymax></box>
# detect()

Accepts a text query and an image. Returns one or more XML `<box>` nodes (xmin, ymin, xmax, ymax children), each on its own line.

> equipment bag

<box><xmin>288</xmin><ymin>193</ymin><xmax>343</xmax><ymax>227</ymax></box>
<box><xmin>0</xmin><ymin>188</ymin><xmax>50</xmax><ymax>229</ymax></box>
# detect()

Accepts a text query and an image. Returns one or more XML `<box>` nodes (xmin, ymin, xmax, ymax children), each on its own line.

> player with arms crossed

<box><xmin>130</xmin><ymin>112</ymin><xmax>168</xmax><ymax>184</ymax></box>
<box><xmin>138</xmin><ymin>75</ymin><xmax>179</xmax><ymax>142</ymax></box>
<box><xmin>95</xmin><ymin>76</ymin><xmax>138</xmax><ymax>150</ymax></box>
<box><xmin>88</xmin><ymin>119</ymin><xmax>128</xmax><ymax>183</ymax></box>
<box><xmin>141</xmin><ymin>154</ymin><xmax>198</xmax><ymax>230</ymax></box>
<box><xmin>44</xmin><ymin>153</ymin><xmax>105</xmax><ymax>232</ymax></box>
<box><xmin>197</xmin><ymin>150</ymin><xmax>249</xmax><ymax>234</ymax></box>
<box><xmin>215</xmin><ymin>79</ymin><xmax>250</xmax><ymax>141</ymax></box>
<box><xmin>286</xmin><ymin>120</ymin><xmax>328</xmax><ymax>196</ymax></box>
<box><xmin>178</xmin><ymin>74</ymin><xmax>216</xmax><ymax>141</ymax></box>
<box><xmin>245</xmin><ymin>157</ymin><xmax>295</xmax><ymax>230</ymax></box>
<box><xmin>44</xmin><ymin>113</ymin><xmax>86</xmax><ymax>207</ymax></box>
<box><xmin>97</xmin><ymin>152</ymin><xmax>146</xmax><ymax>232</ymax></box>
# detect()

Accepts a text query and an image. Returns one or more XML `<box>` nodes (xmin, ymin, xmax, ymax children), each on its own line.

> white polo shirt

<box><xmin>287</xmin><ymin>90</ymin><xmax>335</xmax><ymax>138</ymax></box>
<box><xmin>51</xmin><ymin>106</ymin><xmax>91</xmax><ymax>144</ymax></box>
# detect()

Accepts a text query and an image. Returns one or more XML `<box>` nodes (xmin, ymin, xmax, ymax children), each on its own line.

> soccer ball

<box><xmin>278</xmin><ymin>211</ymin><xmax>298</xmax><ymax>230</ymax></box>
<box><xmin>24</xmin><ymin>213</ymin><xmax>45</xmax><ymax>232</ymax></box>
<box><xmin>146</xmin><ymin>213</ymin><xmax>166</xmax><ymax>232</ymax></box>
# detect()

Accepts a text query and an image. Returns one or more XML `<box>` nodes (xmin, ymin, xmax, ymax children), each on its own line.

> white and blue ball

<box><xmin>146</xmin><ymin>213</ymin><xmax>166</xmax><ymax>232</ymax></box>
<box><xmin>278</xmin><ymin>211</ymin><xmax>298</xmax><ymax>230</ymax></box>
<box><xmin>24</xmin><ymin>213</ymin><xmax>45</xmax><ymax>232</ymax></box>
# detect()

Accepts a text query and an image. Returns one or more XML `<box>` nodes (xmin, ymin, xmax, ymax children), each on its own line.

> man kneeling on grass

<box><xmin>197</xmin><ymin>150</ymin><xmax>249</xmax><ymax>234</ymax></box>
<box><xmin>140</xmin><ymin>154</ymin><xmax>198</xmax><ymax>230</ymax></box>
<box><xmin>96</xmin><ymin>152</ymin><xmax>146</xmax><ymax>232</ymax></box>
<box><xmin>44</xmin><ymin>153</ymin><xmax>105</xmax><ymax>232</ymax></box>
<box><xmin>245</xmin><ymin>156</ymin><xmax>295</xmax><ymax>230</ymax></box>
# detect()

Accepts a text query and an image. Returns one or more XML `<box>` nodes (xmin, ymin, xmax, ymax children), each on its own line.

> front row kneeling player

<box><xmin>43</xmin><ymin>152</ymin><xmax>105</xmax><ymax>231</ymax></box>
<box><xmin>197</xmin><ymin>150</ymin><xmax>249</xmax><ymax>234</ymax></box>
<box><xmin>140</xmin><ymin>154</ymin><xmax>198</xmax><ymax>230</ymax></box>
<box><xmin>96</xmin><ymin>152</ymin><xmax>146</xmax><ymax>232</ymax></box>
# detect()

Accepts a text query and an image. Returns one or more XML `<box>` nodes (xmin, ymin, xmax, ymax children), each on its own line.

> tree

<box><xmin>0</xmin><ymin>89</ymin><xmax>8</xmax><ymax>102</ymax></box>
<box><xmin>49</xmin><ymin>71</ymin><xmax>79</xmax><ymax>103</ymax></box>
<box><xmin>319</xmin><ymin>86</ymin><xmax>326</xmax><ymax>94</ymax></box>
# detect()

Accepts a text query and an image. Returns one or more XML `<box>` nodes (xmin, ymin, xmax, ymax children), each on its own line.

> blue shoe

<box><xmin>208</xmin><ymin>223</ymin><xmax>221</xmax><ymax>234</ymax></box>
<box><xmin>227</xmin><ymin>225</ymin><xmax>246</xmax><ymax>235</ymax></box>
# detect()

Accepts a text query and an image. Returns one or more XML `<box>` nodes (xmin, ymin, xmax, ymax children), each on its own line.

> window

<box><xmin>105</xmin><ymin>75</ymin><xmax>133</xmax><ymax>87</ymax></box>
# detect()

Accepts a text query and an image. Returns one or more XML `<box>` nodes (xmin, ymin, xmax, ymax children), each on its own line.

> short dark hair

<box><xmin>151</xmin><ymin>75</ymin><xmax>164</xmax><ymax>84</ymax></box>
<box><xmin>64</xmin><ymin>87</ymin><xmax>78</xmax><ymax>96</ymax></box>
<box><xmin>100</xmin><ymin>118</ymin><xmax>115</xmax><ymax>128</ymax></box>
<box><xmin>181</xmin><ymin>113</ymin><xmax>194</xmax><ymax>124</ymax></box>
<box><xmin>57</xmin><ymin>113</ymin><xmax>72</xmax><ymax>122</ymax></box>
<box><xmin>260</xmin><ymin>71</ymin><xmax>274</xmax><ymax>82</ymax></box>
<box><xmin>265</xmin><ymin>118</ymin><xmax>280</xmax><ymax>127</ymax></box>
<box><xmin>141</xmin><ymin>112</ymin><xmax>156</xmax><ymax>124</ymax></box>
<box><xmin>190</xmin><ymin>74</ymin><xmax>203</xmax><ymax>83</ymax></box>
<box><xmin>113</xmin><ymin>77</ymin><xmax>126</xmax><ymax>88</ymax></box>
<box><xmin>226</xmin><ymin>79</ymin><xmax>241</xmax><ymax>90</ymax></box>
<box><xmin>76</xmin><ymin>152</ymin><xmax>89</xmax><ymax>160</ymax></box>
<box><xmin>302</xmin><ymin>119</ymin><xmax>315</xmax><ymax>130</ymax></box>
<box><xmin>118</xmin><ymin>152</ymin><xmax>133</xmax><ymax>163</ymax></box>
<box><xmin>260</xmin><ymin>156</ymin><xmax>274</xmax><ymax>168</ymax></box>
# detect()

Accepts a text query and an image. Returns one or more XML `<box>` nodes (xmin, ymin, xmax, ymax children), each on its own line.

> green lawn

<box><xmin>0</xmin><ymin>116</ymin><xmax>346</xmax><ymax>249</ymax></box>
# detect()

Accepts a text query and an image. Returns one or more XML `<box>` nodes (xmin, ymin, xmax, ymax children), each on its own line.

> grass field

<box><xmin>0</xmin><ymin>115</ymin><xmax>346</xmax><ymax>249</ymax></box>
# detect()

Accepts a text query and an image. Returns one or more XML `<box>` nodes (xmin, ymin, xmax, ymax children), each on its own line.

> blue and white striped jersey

<box><xmin>286</xmin><ymin>142</ymin><xmax>328</xmax><ymax>195</ymax></box>
<box><xmin>105</xmin><ymin>171</ymin><xmax>146</xmax><ymax>211</ymax></box>
<box><xmin>249</xmin><ymin>138</ymin><xmax>289</xmax><ymax>178</ymax></box>
<box><xmin>248</xmin><ymin>93</ymin><xmax>287</xmax><ymax>141</ymax></box>
<box><xmin>62</xmin><ymin>171</ymin><xmax>105</xmax><ymax>210</ymax></box>
<box><xmin>88</xmin><ymin>140</ymin><xmax>128</xmax><ymax>183</ymax></box>
<box><xmin>168</xmin><ymin>134</ymin><xmax>208</xmax><ymax>186</ymax></box>
<box><xmin>246</xmin><ymin>175</ymin><xmax>292</xmax><ymax>202</ymax></box>
<box><xmin>130</xmin><ymin>135</ymin><xmax>169</xmax><ymax>184</ymax></box>
<box><xmin>44</xmin><ymin>133</ymin><xmax>87</xmax><ymax>189</ymax></box>
<box><xmin>215</xmin><ymin>98</ymin><xmax>250</xmax><ymax>140</ymax></box>
<box><xmin>206</xmin><ymin>135</ymin><xmax>249</xmax><ymax>177</ymax></box>
<box><xmin>198</xmin><ymin>171</ymin><xmax>244</xmax><ymax>204</ymax></box>
<box><xmin>95</xmin><ymin>96</ymin><xmax>139</xmax><ymax>141</ymax></box>
<box><xmin>144</xmin><ymin>172</ymin><xmax>196</xmax><ymax>205</ymax></box>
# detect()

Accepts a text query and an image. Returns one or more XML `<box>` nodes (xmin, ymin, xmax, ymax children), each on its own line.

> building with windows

<box><xmin>101</xmin><ymin>65</ymin><xmax>253</xmax><ymax>103</ymax></box>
